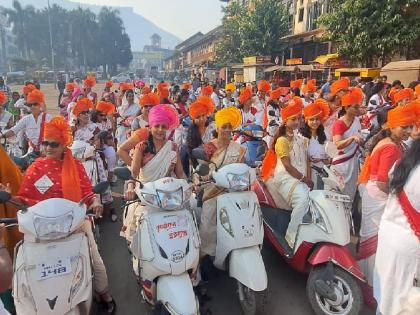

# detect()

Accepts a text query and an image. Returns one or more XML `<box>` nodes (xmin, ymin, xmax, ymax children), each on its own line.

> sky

<box><xmin>70</xmin><ymin>0</ymin><xmax>225</xmax><ymax>39</ymax></box>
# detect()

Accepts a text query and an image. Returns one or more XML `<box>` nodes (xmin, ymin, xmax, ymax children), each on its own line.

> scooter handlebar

<box><xmin>0</xmin><ymin>218</ymin><xmax>18</xmax><ymax>224</ymax></box>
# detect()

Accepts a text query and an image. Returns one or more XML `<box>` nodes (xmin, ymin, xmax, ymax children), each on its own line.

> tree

<box><xmin>215</xmin><ymin>0</ymin><xmax>290</xmax><ymax>66</ymax></box>
<box><xmin>318</xmin><ymin>0</ymin><xmax>420</xmax><ymax>67</ymax></box>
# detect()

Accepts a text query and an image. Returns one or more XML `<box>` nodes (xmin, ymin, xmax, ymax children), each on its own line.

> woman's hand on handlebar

<box><xmin>303</xmin><ymin>177</ymin><xmax>314</xmax><ymax>190</ymax></box>
<box><xmin>91</xmin><ymin>199</ymin><xmax>103</xmax><ymax>218</ymax></box>
<box><xmin>124</xmin><ymin>189</ymin><xmax>136</xmax><ymax>201</ymax></box>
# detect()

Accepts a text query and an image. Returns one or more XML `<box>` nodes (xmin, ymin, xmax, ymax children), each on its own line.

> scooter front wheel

<box><xmin>307</xmin><ymin>266</ymin><xmax>362</xmax><ymax>315</ymax></box>
<box><xmin>237</xmin><ymin>281</ymin><xmax>267</xmax><ymax>315</ymax></box>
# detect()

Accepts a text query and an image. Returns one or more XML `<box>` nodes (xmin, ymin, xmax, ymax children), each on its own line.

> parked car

<box><xmin>111</xmin><ymin>73</ymin><xmax>130</xmax><ymax>83</ymax></box>
<box><xmin>6</xmin><ymin>71</ymin><xmax>26</xmax><ymax>84</ymax></box>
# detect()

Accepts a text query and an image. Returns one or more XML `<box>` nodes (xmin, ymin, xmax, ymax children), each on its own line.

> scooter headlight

<box><xmin>70</xmin><ymin>256</ymin><xmax>85</xmax><ymax>301</ymax></box>
<box><xmin>140</xmin><ymin>192</ymin><xmax>159</xmax><ymax>207</ymax></box>
<box><xmin>156</xmin><ymin>187</ymin><xmax>183</xmax><ymax>210</ymax></box>
<box><xmin>226</xmin><ymin>172</ymin><xmax>249</xmax><ymax>191</ymax></box>
<box><xmin>33</xmin><ymin>213</ymin><xmax>73</xmax><ymax>240</ymax></box>
<box><xmin>310</xmin><ymin>201</ymin><xmax>331</xmax><ymax>233</ymax></box>
<box><xmin>219</xmin><ymin>207</ymin><xmax>234</xmax><ymax>237</ymax></box>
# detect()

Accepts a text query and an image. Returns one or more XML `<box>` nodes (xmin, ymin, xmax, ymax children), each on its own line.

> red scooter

<box><xmin>253</xmin><ymin>165</ymin><xmax>366</xmax><ymax>315</ymax></box>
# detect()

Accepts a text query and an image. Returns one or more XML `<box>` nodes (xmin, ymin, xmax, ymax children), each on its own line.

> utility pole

<box><xmin>47</xmin><ymin>0</ymin><xmax>56</xmax><ymax>88</ymax></box>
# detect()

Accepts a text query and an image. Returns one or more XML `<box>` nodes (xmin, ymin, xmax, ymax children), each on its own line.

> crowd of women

<box><xmin>0</xmin><ymin>74</ymin><xmax>420</xmax><ymax>315</ymax></box>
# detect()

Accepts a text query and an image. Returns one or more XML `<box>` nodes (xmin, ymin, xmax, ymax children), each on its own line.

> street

<box><xmin>95</xmin><ymin>180</ymin><xmax>375</xmax><ymax>315</ymax></box>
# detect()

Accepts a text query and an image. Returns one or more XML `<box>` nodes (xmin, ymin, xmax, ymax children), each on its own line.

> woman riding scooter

<box><xmin>0</xmin><ymin>117</ymin><xmax>116</xmax><ymax>313</ymax></box>
<box><xmin>199</xmin><ymin>106</ymin><xmax>246</xmax><ymax>257</ymax></box>
<box><xmin>261</xmin><ymin>97</ymin><xmax>313</xmax><ymax>248</ymax></box>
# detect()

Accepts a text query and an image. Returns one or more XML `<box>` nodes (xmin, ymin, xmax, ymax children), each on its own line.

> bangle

<box><xmin>299</xmin><ymin>174</ymin><xmax>305</xmax><ymax>182</ymax></box>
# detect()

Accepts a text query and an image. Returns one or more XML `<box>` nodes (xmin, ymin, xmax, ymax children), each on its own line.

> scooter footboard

<box><xmin>229</xmin><ymin>246</ymin><xmax>267</xmax><ymax>292</ymax></box>
<box><xmin>157</xmin><ymin>273</ymin><xmax>198</xmax><ymax>315</ymax></box>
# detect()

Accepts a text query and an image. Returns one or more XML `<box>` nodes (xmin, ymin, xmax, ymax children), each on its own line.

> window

<box><xmin>298</xmin><ymin>8</ymin><xmax>304</xmax><ymax>22</ymax></box>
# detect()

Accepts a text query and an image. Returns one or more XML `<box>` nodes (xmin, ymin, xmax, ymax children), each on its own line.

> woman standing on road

<box><xmin>374</xmin><ymin>139</ymin><xmax>420</xmax><ymax>315</ymax></box>
<box><xmin>358</xmin><ymin>105</ymin><xmax>415</xmax><ymax>304</ymax></box>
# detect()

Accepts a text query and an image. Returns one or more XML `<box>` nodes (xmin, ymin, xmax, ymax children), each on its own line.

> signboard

<box><xmin>243</xmin><ymin>56</ymin><xmax>272</xmax><ymax>65</ymax></box>
<box><xmin>286</xmin><ymin>58</ymin><xmax>303</xmax><ymax>66</ymax></box>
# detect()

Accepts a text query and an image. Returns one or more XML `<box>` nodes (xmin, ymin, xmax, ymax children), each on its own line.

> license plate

<box><xmin>36</xmin><ymin>257</ymin><xmax>72</xmax><ymax>281</ymax></box>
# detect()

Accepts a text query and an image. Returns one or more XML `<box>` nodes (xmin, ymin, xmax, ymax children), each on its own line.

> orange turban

<box><xmin>27</xmin><ymin>89</ymin><xmax>45</xmax><ymax>105</ymax></box>
<box><xmin>303</xmin><ymin>79</ymin><xmax>316</xmax><ymax>94</ymax></box>
<box><xmin>0</xmin><ymin>91</ymin><xmax>7</xmax><ymax>105</ymax></box>
<box><xmin>105</xmin><ymin>81</ymin><xmax>113</xmax><ymax>88</ymax></box>
<box><xmin>140</xmin><ymin>93</ymin><xmax>160</xmax><ymax>107</ymax></box>
<box><xmin>270</xmin><ymin>87</ymin><xmax>290</xmax><ymax>100</ymax></box>
<box><xmin>22</xmin><ymin>84</ymin><xmax>36</xmax><ymax>95</ymax></box>
<box><xmin>159</xmin><ymin>88</ymin><xmax>170</xmax><ymax>99</ymax></box>
<box><xmin>96</xmin><ymin>101</ymin><xmax>115</xmax><ymax>115</ymax></box>
<box><xmin>72</xmin><ymin>98</ymin><xmax>94</xmax><ymax>117</ymax></box>
<box><xmin>258</xmin><ymin>80</ymin><xmax>271</xmax><ymax>92</ymax></box>
<box><xmin>330</xmin><ymin>77</ymin><xmax>350</xmax><ymax>96</ymax></box>
<box><xmin>65</xmin><ymin>83</ymin><xmax>75</xmax><ymax>91</ymax></box>
<box><xmin>388</xmin><ymin>87</ymin><xmax>399</xmax><ymax>105</ymax></box>
<box><xmin>394</xmin><ymin>88</ymin><xmax>414</xmax><ymax>104</ymax></box>
<box><xmin>83</xmin><ymin>75</ymin><xmax>96</xmax><ymax>88</ymax></box>
<box><xmin>290</xmin><ymin>79</ymin><xmax>303</xmax><ymax>89</ymax></box>
<box><xmin>341</xmin><ymin>87</ymin><xmax>363</xmax><ymax>107</ymax></box>
<box><xmin>157</xmin><ymin>82</ymin><xmax>169</xmax><ymax>92</ymax></box>
<box><xmin>201</xmin><ymin>85</ymin><xmax>213</xmax><ymax>96</ymax></box>
<box><xmin>303</xmin><ymin>98</ymin><xmax>330</xmax><ymax>121</ymax></box>
<box><xmin>386</xmin><ymin>104</ymin><xmax>416</xmax><ymax>129</ymax></box>
<box><xmin>120</xmin><ymin>82</ymin><xmax>134</xmax><ymax>91</ymax></box>
<box><xmin>239</xmin><ymin>87</ymin><xmax>253</xmax><ymax>105</ymax></box>
<box><xmin>408</xmin><ymin>101</ymin><xmax>420</xmax><ymax>126</ymax></box>
<box><xmin>281</xmin><ymin>97</ymin><xmax>303</xmax><ymax>121</ymax></box>
<box><xmin>141</xmin><ymin>86</ymin><xmax>151</xmax><ymax>95</ymax></box>
<box><xmin>215</xmin><ymin>106</ymin><xmax>241</xmax><ymax>130</ymax></box>
<box><xmin>44</xmin><ymin>116</ymin><xmax>82</xmax><ymax>202</ymax></box>
<box><xmin>182</xmin><ymin>82</ymin><xmax>192</xmax><ymax>90</ymax></box>
<box><xmin>189</xmin><ymin>96</ymin><xmax>215</xmax><ymax>119</ymax></box>
<box><xmin>225</xmin><ymin>83</ymin><xmax>236</xmax><ymax>92</ymax></box>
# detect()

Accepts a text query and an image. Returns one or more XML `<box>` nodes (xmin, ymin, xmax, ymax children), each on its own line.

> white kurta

<box><xmin>374</xmin><ymin>165</ymin><xmax>420</xmax><ymax>315</ymax></box>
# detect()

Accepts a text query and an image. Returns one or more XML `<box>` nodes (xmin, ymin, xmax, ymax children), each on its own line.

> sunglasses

<box><xmin>41</xmin><ymin>141</ymin><xmax>60</xmax><ymax>148</ymax></box>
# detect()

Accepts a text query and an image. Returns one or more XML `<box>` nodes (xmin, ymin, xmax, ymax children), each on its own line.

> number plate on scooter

<box><xmin>36</xmin><ymin>257</ymin><xmax>72</xmax><ymax>281</ymax></box>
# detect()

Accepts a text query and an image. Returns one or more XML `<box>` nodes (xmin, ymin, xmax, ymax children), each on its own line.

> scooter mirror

<box><xmin>192</xmin><ymin>148</ymin><xmax>209</xmax><ymax>162</ymax></box>
<box><xmin>93</xmin><ymin>181</ymin><xmax>110</xmax><ymax>194</ymax></box>
<box><xmin>114</xmin><ymin>167</ymin><xmax>133</xmax><ymax>181</ymax></box>
<box><xmin>196</xmin><ymin>164</ymin><xmax>210</xmax><ymax>177</ymax></box>
<box><xmin>0</xmin><ymin>191</ymin><xmax>11</xmax><ymax>203</ymax></box>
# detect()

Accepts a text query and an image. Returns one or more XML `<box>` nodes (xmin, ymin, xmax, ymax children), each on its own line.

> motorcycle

<box><xmin>252</xmin><ymin>165</ymin><xmax>364</xmax><ymax>315</ymax></box>
<box><xmin>114</xmin><ymin>167</ymin><xmax>201</xmax><ymax>315</ymax></box>
<box><xmin>0</xmin><ymin>182</ymin><xmax>109</xmax><ymax>315</ymax></box>
<box><xmin>0</xmin><ymin>121</ymin><xmax>22</xmax><ymax>158</ymax></box>
<box><xmin>192</xmin><ymin>148</ymin><xmax>268</xmax><ymax>315</ymax></box>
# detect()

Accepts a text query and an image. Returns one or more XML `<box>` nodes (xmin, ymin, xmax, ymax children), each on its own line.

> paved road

<box><xmin>94</xmin><ymin>180</ymin><xmax>375</xmax><ymax>315</ymax></box>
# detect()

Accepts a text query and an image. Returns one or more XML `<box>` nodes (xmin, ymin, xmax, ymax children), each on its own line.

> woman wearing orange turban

<box><xmin>302</xmin><ymin>79</ymin><xmax>316</xmax><ymax>106</ymax></box>
<box><xmin>186</xmin><ymin>96</ymin><xmax>216</xmax><ymax>170</ymax></box>
<box><xmin>357</xmin><ymin>104</ymin><xmax>416</xmax><ymax>298</ymax></box>
<box><xmin>101</xmin><ymin>81</ymin><xmax>116</xmax><ymax>106</ymax></box>
<box><xmin>394</xmin><ymin>88</ymin><xmax>414</xmax><ymax>106</ymax></box>
<box><xmin>330</xmin><ymin>87</ymin><xmax>364</xmax><ymax>216</ymax></box>
<box><xmin>72</xmin><ymin>98</ymin><xmax>96</xmax><ymax>142</ymax></box>
<box><xmin>93</xmin><ymin>101</ymin><xmax>115</xmax><ymax>132</ymax></box>
<box><xmin>59</xmin><ymin>83</ymin><xmax>76</xmax><ymax>119</ymax></box>
<box><xmin>131</xmin><ymin>92</ymin><xmax>159</xmax><ymax>130</ymax></box>
<box><xmin>0</xmin><ymin>91</ymin><xmax>13</xmax><ymax>129</ymax></box>
<box><xmin>2</xmin><ymin>89</ymin><xmax>52</xmax><ymax>153</ymax></box>
<box><xmin>0</xmin><ymin>116</ymin><xmax>116</xmax><ymax>312</ymax></box>
<box><xmin>83</xmin><ymin>75</ymin><xmax>97</xmax><ymax>105</ymax></box>
<box><xmin>261</xmin><ymin>98</ymin><xmax>312</xmax><ymax>248</ymax></box>
<box><xmin>301</xmin><ymin>99</ymin><xmax>330</xmax><ymax>189</ymax></box>
<box><xmin>238</xmin><ymin>87</ymin><xmax>259</xmax><ymax>125</ymax></box>
<box><xmin>254</xmin><ymin>80</ymin><xmax>271</xmax><ymax>123</ymax></box>
<box><xmin>199</xmin><ymin>106</ymin><xmax>246</xmax><ymax>256</ymax></box>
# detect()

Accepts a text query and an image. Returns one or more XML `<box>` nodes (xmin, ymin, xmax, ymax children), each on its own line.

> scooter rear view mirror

<box><xmin>93</xmin><ymin>181</ymin><xmax>110</xmax><ymax>194</ymax></box>
<box><xmin>114</xmin><ymin>167</ymin><xmax>133</xmax><ymax>181</ymax></box>
<box><xmin>192</xmin><ymin>148</ymin><xmax>209</xmax><ymax>162</ymax></box>
<box><xmin>196</xmin><ymin>164</ymin><xmax>210</xmax><ymax>177</ymax></box>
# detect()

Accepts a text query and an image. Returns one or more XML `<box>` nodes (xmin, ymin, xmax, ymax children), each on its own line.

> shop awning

<box><xmin>314</xmin><ymin>53</ymin><xmax>339</xmax><ymax>65</ymax></box>
<box><xmin>335</xmin><ymin>68</ymin><xmax>381</xmax><ymax>78</ymax></box>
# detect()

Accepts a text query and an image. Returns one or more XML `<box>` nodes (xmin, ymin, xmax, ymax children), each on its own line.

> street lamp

<box><xmin>47</xmin><ymin>0</ymin><xmax>56</xmax><ymax>88</ymax></box>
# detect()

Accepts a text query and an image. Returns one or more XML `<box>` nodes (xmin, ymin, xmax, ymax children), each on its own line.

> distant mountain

<box><xmin>0</xmin><ymin>0</ymin><xmax>181</xmax><ymax>51</ymax></box>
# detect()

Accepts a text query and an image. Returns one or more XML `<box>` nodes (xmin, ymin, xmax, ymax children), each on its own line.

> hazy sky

<box><xmin>70</xmin><ymin>0</ymin><xmax>225</xmax><ymax>39</ymax></box>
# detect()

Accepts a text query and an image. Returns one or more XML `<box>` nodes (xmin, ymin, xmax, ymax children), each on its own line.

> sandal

<box><xmin>101</xmin><ymin>298</ymin><xmax>116</xmax><ymax>314</ymax></box>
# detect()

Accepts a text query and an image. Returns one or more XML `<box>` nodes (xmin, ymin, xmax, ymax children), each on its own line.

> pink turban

<box><xmin>149</xmin><ymin>104</ymin><xmax>179</xmax><ymax>130</ymax></box>
<box><xmin>72</xmin><ymin>87</ymin><xmax>82</xmax><ymax>102</ymax></box>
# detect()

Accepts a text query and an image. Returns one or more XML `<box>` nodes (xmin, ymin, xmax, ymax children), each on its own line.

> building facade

<box><xmin>0</xmin><ymin>6</ymin><xmax>19</xmax><ymax>73</ymax></box>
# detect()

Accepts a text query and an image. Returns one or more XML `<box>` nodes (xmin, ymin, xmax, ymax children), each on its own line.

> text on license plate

<box><xmin>36</xmin><ymin>257</ymin><xmax>72</xmax><ymax>280</ymax></box>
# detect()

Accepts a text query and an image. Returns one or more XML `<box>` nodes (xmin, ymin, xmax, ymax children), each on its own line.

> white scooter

<box><xmin>0</xmin><ymin>182</ymin><xmax>109</xmax><ymax>315</ymax></box>
<box><xmin>192</xmin><ymin>148</ymin><xmax>268</xmax><ymax>315</ymax></box>
<box><xmin>114</xmin><ymin>167</ymin><xmax>201</xmax><ymax>315</ymax></box>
